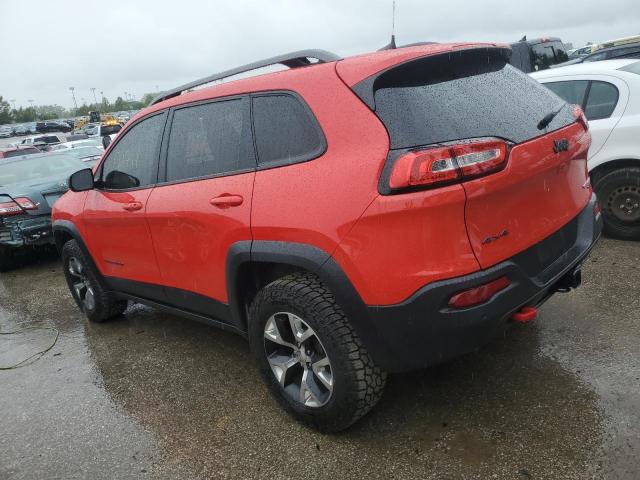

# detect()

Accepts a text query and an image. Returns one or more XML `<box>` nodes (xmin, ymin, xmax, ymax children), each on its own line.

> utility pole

<box><xmin>90</xmin><ymin>87</ymin><xmax>97</xmax><ymax>105</ymax></box>
<box><xmin>69</xmin><ymin>87</ymin><xmax>78</xmax><ymax>114</ymax></box>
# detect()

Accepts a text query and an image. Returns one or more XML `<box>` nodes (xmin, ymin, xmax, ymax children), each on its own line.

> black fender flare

<box><xmin>52</xmin><ymin>220</ymin><xmax>106</xmax><ymax>287</ymax></box>
<box><xmin>225</xmin><ymin>240</ymin><xmax>391</xmax><ymax>363</ymax></box>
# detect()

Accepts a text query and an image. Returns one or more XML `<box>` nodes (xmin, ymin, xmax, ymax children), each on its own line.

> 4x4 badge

<box><xmin>553</xmin><ymin>139</ymin><xmax>569</xmax><ymax>153</ymax></box>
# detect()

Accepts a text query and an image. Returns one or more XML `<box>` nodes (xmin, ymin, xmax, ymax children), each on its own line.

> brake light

<box><xmin>388</xmin><ymin>139</ymin><xmax>508</xmax><ymax>190</ymax></box>
<box><xmin>448</xmin><ymin>276</ymin><xmax>511</xmax><ymax>309</ymax></box>
<box><xmin>0</xmin><ymin>197</ymin><xmax>38</xmax><ymax>217</ymax></box>
<box><xmin>574</xmin><ymin>105</ymin><xmax>589</xmax><ymax>131</ymax></box>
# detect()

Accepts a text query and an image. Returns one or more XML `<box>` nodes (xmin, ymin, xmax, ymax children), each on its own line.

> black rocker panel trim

<box><xmin>104</xmin><ymin>276</ymin><xmax>233</xmax><ymax>326</ymax></box>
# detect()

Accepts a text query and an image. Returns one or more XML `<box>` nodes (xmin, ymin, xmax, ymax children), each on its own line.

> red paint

<box><xmin>53</xmin><ymin>41</ymin><xmax>594</xmax><ymax>311</ymax></box>
<box><xmin>511</xmin><ymin>306</ymin><xmax>538</xmax><ymax>323</ymax></box>
<box><xmin>448</xmin><ymin>276</ymin><xmax>511</xmax><ymax>309</ymax></box>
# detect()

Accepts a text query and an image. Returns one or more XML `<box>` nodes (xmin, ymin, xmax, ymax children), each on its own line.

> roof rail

<box><xmin>150</xmin><ymin>49</ymin><xmax>342</xmax><ymax>106</ymax></box>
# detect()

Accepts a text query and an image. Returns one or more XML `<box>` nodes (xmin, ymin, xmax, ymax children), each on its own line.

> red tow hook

<box><xmin>511</xmin><ymin>306</ymin><xmax>538</xmax><ymax>323</ymax></box>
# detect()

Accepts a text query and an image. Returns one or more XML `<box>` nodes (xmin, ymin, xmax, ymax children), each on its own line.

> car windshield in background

<box><xmin>373</xmin><ymin>50</ymin><xmax>574</xmax><ymax>149</ymax></box>
<box><xmin>620</xmin><ymin>60</ymin><xmax>640</xmax><ymax>75</ymax></box>
<box><xmin>66</xmin><ymin>146</ymin><xmax>103</xmax><ymax>159</ymax></box>
<box><xmin>0</xmin><ymin>153</ymin><xmax>83</xmax><ymax>186</ymax></box>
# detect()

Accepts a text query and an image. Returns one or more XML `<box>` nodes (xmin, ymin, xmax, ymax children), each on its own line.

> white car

<box><xmin>532</xmin><ymin>59</ymin><xmax>640</xmax><ymax>240</ymax></box>
<box><xmin>48</xmin><ymin>138</ymin><xmax>104</xmax><ymax>151</ymax></box>
<box><xmin>19</xmin><ymin>134</ymin><xmax>64</xmax><ymax>149</ymax></box>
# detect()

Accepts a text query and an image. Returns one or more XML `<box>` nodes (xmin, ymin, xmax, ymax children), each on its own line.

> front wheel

<box><xmin>595</xmin><ymin>167</ymin><xmax>640</xmax><ymax>240</ymax></box>
<box><xmin>248</xmin><ymin>273</ymin><xmax>386</xmax><ymax>432</ymax></box>
<box><xmin>61</xmin><ymin>239</ymin><xmax>127</xmax><ymax>322</ymax></box>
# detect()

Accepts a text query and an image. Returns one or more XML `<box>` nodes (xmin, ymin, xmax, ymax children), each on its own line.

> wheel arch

<box><xmin>590</xmin><ymin>158</ymin><xmax>640</xmax><ymax>187</ymax></box>
<box><xmin>53</xmin><ymin>220</ymin><xmax>105</xmax><ymax>285</ymax></box>
<box><xmin>226</xmin><ymin>241</ymin><xmax>384</xmax><ymax>358</ymax></box>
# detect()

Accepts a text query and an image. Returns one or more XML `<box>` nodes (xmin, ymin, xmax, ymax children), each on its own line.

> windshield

<box><xmin>0</xmin><ymin>154</ymin><xmax>84</xmax><ymax>186</ymax></box>
<box><xmin>67</xmin><ymin>146</ymin><xmax>103</xmax><ymax>159</ymax></box>
<box><xmin>372</xmin><ymin>49</ymin><xmax>574</xmax><ymax>149</ymax></box>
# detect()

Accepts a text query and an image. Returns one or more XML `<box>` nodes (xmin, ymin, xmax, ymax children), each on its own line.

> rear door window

<box><xmin>165</xmin><ymin>97</ymin><xmax>254</xmax><ymax>182</ymax></box>
<box><xmin>544</xmin><ymin>80</ymin><xmax>589</xmax><ymax>106</ymax></box>
<box><xmin>100</xmin><ymin>113</ymin><xmax>166</xmax><ymax>190</ymax></box>
<box><xmin>584</xmin><ymin>81</ymin><xmax>619</xmax><ymax>120</ymax></box>
<box><xmin>371</xmin><ymin>49</ymin><xmax>575</xmax><ymax>149</ymax></box>
<box><xmin>251</xmin><ymin>93</ymin><xmax>325</xmax><ymax>168</ymax></box>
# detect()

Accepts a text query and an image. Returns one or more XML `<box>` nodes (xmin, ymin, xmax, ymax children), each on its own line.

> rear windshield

<box><xmin>371</xmin><ymin>49</ymin><xmax>575</xmax><ymax>149</ymax></box>
<box><xmin>0</xmin><ymin>154</ymin><xmax>83</xmax><ymax>186</ymax></box>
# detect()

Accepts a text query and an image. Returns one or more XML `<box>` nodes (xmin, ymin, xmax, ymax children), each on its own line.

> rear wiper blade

<box><xmin>537</xmin><ymin>104</ymin><xmax>566</xmax><ymax>130</ymax></box>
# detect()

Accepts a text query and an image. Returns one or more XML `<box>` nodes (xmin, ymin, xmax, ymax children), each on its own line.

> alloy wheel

<box><xmin>263</xmin><ymin>312</ymin><xmax>333</xmax><ymax>408</ymax></box>
<box><xmin>68</xmin><ymin>256</ymin><xmax>96</xmax><ymax>311</ymax></box>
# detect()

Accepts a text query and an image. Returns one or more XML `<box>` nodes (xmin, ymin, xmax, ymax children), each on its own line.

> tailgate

<box><xmin>463</xmin><ymin>122</ymin><xmax>592</xmax><ymax>268</ymax></box>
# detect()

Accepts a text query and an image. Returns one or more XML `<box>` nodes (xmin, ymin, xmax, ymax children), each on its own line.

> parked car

<box><xmin>568</xmin><ymin>45</ymin><xmax>593</xmax><ymax>59</ymax></box>
<box><xmin>85</xmin><ymin>123</ymin><xmax>122</xmax><ymax>137</ymax></box>
<box><xmin>509</xmin><ymin>37</ymin><xmax>569</xmax><ymax>73</ymax></box>
<box><xmin>12</xmin><ymin>124</ymin><xmax>35</xmax><ymax>136</ymax></box>
<box><xmin>53</xmin><ymin>44</ymin><xmax>601</xmax><ymax>431</ymax></box>
<box><xmin>0</xmin><ymin>126</ymin><xmax>13</xmax><ymax>138</ymax></box>
<box><xmin>0</xmin><ymin>146</ymin><xmax>42</xmax><ymax>159</ymax></box>
<box><xmin>20</xmin><ymin>134</ymin><xmax>64</xmax><ymax>150</ymax></box>
<box><xmin>0</xmin><ymin>152</ymin><xmax>86</xmax><ymax>270</ymax></box>
<box><xmin>532</xmin><ymin>59</ymin><xmax>640</xmax><ymax>240</ymax></box>
<box><xmin>62</xmin><ymin>146</ymin><xmax>103</xmax><ymax>166</ymax></box>
<box><xmin>48</xmin><ymin>138</ymin><xmax>103</xmax><ymax>152</ymax></box>
<box><xmin>552</xmin><ymin>42</ymin><xmax>640</xmax><ymax>68</ymax></box>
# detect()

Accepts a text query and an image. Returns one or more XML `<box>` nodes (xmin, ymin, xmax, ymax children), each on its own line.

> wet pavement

<box><xmin>1</xmin><ymin>238</ymin><xmax>638</xmax><ymax>479</ymax></box>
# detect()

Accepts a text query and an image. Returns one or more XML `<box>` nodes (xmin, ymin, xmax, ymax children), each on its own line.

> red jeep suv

<box><xmin>52</xmin><ymin>44</ymin><xmax>601</xmax><ymax>431</ymax></box>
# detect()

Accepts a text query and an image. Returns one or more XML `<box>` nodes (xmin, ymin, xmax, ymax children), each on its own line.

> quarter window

<box><xmin>100</xmin><ymin>113</ymin><xmax>165</xmax><ymax>190</ymax></box>
<box><xmin>584</xmin><ymin>81</ymin><xmax>619</xmax><ymax>120</ymax></box>
<box><xmin>166</xmin><ymin>98</ymin><xmax>253</xmax><ymax>182</ymax></box>
<box><xmin>252</xmin><ymin>94</ymin><xmax>325</xmax><ymax>167</ymax></box>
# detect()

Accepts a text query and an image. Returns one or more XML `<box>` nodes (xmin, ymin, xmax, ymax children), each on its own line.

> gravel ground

<box><xmin>0</xmin><ymin>238</ymin><xmax>638</xmax><ymax>479</ymax></box>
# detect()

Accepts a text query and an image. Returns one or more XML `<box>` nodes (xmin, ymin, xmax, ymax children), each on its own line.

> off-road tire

<box><xmin>594</xmin><ymin>167</ymin><xmax>640</xmax><ymax>240</ymax></box>
<box><xmin>248</xmin><ymin>272</ymin><xmax>386</xmax><ymax>432</ymax></box>
<box><xmin>61</xmin><ymin>239</ymin><xmax>127</xmax><ymax>322</ymax></box>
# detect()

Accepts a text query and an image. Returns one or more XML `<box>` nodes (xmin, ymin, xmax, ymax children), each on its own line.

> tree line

<box><xmin>0</xmin><ymin>93</ymin><xmax>157</xmax><ymax>124</ymax></box>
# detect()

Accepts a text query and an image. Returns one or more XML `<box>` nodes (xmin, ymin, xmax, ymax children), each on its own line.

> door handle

<box><xmin>210</xmin><ymin>194</ymin><xmax>243</xmax><ymax>208</ymax></box>
<box><xmin>122</xmin><ymin>201</ymin><xmax>143</xmax><ymax>212</ymax></box>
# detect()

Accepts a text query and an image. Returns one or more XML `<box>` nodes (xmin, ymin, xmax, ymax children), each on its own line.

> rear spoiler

<box><xmin>351</xmin><ymin>46</ymin><xmax>512</xmax><ymax>111</ymax></box>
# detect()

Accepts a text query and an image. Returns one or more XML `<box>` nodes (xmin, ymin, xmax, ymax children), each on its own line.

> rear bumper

<box><xmin>0</xmin><ymin>215</ymin><xmax>54</xmax><ymax>248</ymax></box>
<box><xmin>363</xmin><ymin>195</ymin><xmax>602</xmax><ymax>372</ymax></box>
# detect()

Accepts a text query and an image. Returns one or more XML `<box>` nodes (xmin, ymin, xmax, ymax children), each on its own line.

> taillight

<box><xmin>388</xmin><ymin>139</ymin><xmax>508</xmax><ymax>191</ymax></box>
<box><xmin>574</xmin><ymin>105</ymin><xmax>589</xmax><ymax>131</ymax></box>
<box><xmin>0</xmin><ymin>197</ymin><xmax>38</xmax><ymax>217</ymax></box>
<box><xmin>448</xmin><ymin>276</ymin><xmax>511</xmax><ymax>309</ymax></box>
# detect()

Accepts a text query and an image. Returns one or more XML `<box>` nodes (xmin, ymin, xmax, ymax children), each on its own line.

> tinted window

<box><xmin>252</xmin><ymin>94</ymin><xmax>325</xmax><ymax>167</ymax></box>
<box><xmin>552</xmin><ymin>42</ymin><xmax>569</xmax><ymax>62</ymax></box>
<box><xmin>100</xmin><ymin>113</ymin><xmax>165</xmax><ymax>190</ymax></box>
<box><xmin>532</xmin><ymin>44</ymin><xmax>556</xmax><ymax>70</ymax></box>
<box><xmin>584</xmin><ymin>81</ymin><xmax>618</xmax><ymax>120</ymax></box>
<box><xmin>608</xmin><ymin>46</ymin><xmax>640</xmax><ymax>60</ymax></box>
<box><xmin>166</xmin><ymin>98</ymin><xmax>253</xmax><ymax>182</ymax></box>
<box><xmin>584</xmin><ymin>52</ymin><xmax>607</xmax><ymax>62</ymax></box>
<box><xmin>544</xmin><ymin>81</ymin><xmax>589</xmax><ymax>106</ymax></box>
<box><xmin>372</xmin><ymin>50</ymin><xmax>575</xmax><ymax>149</ymax></box>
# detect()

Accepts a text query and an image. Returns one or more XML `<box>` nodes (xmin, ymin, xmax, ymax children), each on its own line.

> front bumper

<box><xmin>0</xmin><ymin>215</ymin><xmax>54</xmax><ymax>248</ymax></box>
<box><xmin>364</xmin><ymin>195</ymin><xmax>602</xmax><ymax>372</ymax></box>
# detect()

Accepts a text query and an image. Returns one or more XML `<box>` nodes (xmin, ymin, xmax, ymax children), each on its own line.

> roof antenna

<box><xmin>378</xmin><ymin>0</ymin><xmax>397</xmax><ymax>50</ymax></box>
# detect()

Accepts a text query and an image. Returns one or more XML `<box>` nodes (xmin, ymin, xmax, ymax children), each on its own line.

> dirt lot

<box><xmin>0</xmin><ymin>238</ymin><xmax>638</xmax><ymax>479</ymax></box>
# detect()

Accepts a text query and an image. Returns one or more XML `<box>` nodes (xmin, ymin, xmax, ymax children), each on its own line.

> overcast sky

<box><xmin>2</xmin><ymin>0</ymin><xmax>639</xmax><ymax>109</ymax></box>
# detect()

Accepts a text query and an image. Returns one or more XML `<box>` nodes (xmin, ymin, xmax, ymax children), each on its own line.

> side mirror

<box><xmin>69</xmin><ymin>168</ymin><xmax>95</xmax><ymax>192</ymax></box>
<box><xmin>102</xmin><ymin>135</ymin><xmax>112</xmax><ymax>149</ymax></box>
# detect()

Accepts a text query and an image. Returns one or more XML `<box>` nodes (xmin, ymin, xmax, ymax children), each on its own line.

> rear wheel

<box><xmin>61</xmin><ymin>239</ymin><xmax>127</xmax><ymax>322</ymax></box>
<box><xmin>248</xmin><ymin>272</ymin><xmax>386</xmax><ymax>432</ymax></box>
<box><xmin>594</xmin><ymin>167</ymin><xmax>640</xmax><ymax>240</ymax></box>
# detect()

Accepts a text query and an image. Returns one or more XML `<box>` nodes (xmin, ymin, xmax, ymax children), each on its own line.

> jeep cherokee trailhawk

<box><xmin>52</xmin><ymin>44</ymin><xmax>602</xmax><ymax>431</ymax></box>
